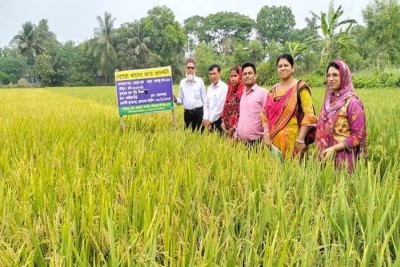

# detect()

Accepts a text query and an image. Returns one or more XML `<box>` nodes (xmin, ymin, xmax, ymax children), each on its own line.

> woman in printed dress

<box><xmin>261</xmin><ymin>54</ymin><xmax>317</xmax><ymax>158</ymax></box>
<box><xmin>221</xmin><ymin>66</ymin><xmax>244</xmax><ymax>137</ymax></box>
<box><xmin>316</xmin><ymin>59</ymin><xmax>367</xmax><ymax>172</ymax></box>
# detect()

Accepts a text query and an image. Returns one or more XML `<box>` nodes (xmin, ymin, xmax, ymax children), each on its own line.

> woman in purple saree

<box><xmin>316</xmin><ymin>60</ymin><xmax>367</xmax><ymax>172</ymax></box>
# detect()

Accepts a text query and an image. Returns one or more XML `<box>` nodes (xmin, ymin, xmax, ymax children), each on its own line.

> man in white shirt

<box><xmin>203</xmin><ymin>64</ymin><xmax>228</xmax><ymax>133</ymax></box>
<box><xmin>174</xmin><ymin>59</ymin><xmax>207</xmax><ymax>131</ymax></box>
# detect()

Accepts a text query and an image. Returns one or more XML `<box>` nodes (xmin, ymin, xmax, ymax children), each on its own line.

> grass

<box><xmin>0</xmin><ymin>86</ymin><xmax>399</xmax><ymax>266</ymax></box>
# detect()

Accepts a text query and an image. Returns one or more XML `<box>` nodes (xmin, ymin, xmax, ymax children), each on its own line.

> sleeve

<box><xmin>299</xmin><ymin>88</ymin><xmax>317</xmax><ymax>126</ymax></box>
<box><xmin>261</xmin><ymin>88</ymin><xmax>269</xmax><ymax>109</ymax></box>
<box><xmin>210</xmin><ymin>85</ymin><xmax>228</xmax><ymax>123</ymax></box>
<box><xmin>260</xmin><ymin>89</ymin><xmax>269</xmax><ymax>128</ymax></box>
<box><xmin>176</xmin><ymin>82</ymin><xmax>184</xmax><ymax>105</ymax></box>
<box><xmin>200</xmin><ymin>80</ymin><xmax>207</xmax><ymax>106</ymax></box>
<box><xmin>203</xmin><ymin>86</ymin><xmax>210</xmax><ymax>120</ymax></box>
<box><xmin>344</xmin><ymin>98</ymin><xmax>366</xmax><ymax>149</ymax></box>
<box><xmin>260</xmin><ymin>109</ymin><xmax>269</xmax><ymax>127</ymax></box>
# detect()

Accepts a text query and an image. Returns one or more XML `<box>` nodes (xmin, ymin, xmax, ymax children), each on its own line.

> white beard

<box><xmin>186</xmin><ymin>74</ymin><xmax>194</xmax><ymax>81</ymax></box>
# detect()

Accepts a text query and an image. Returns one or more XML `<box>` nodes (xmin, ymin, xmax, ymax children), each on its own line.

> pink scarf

<box><xmin>265</xmin><ymin>86</ymin><xmax>296</xmax><ymax>138</ymax></box>
<box><xmin>316</xmin><ymin>60</ymin><xmax>366</xmax><ymax>154</ymax></box>
<box><xmin>319</xmin><ymin>60</ymin><xmax>356</xmax><ymax>122</ymax></box>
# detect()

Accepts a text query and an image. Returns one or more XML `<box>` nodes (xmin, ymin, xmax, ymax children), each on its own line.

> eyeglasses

<box><xmin>186</xmin><ymin>66</ymin><xmax>195</xmax><ymax>70</ymax></box>
<box><xmin>326</xmin><ymin>73</ymin><xmax>339</xmax><ymax>78</ymax></box>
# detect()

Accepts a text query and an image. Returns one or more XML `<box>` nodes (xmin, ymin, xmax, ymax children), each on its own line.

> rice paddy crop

<box><xmin>0</xmin><ymin>86</ymin><xmax>399</xmax><ymax>266</ymax></box>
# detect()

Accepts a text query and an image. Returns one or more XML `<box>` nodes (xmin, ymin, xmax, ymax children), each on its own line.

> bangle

<box><xmin>296</xmin><ymin>139</ymin><xmax>305</xmax><ymax>144</ymax></box>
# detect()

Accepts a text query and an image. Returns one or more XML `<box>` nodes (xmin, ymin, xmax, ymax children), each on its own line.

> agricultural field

<box><xmin>0</xmin><ymin>86</ymin><xmax>399</xmax><ymax>266</ymax></box>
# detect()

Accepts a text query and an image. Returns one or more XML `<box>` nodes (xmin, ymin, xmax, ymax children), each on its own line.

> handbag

<box><xmin>296</xmin><ymin>81</ymin><xmax>316</xmax><ymax>145</ymax></box>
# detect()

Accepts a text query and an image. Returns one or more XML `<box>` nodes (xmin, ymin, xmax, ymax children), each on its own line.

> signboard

<box><xmin>115</xmin><ymin>66</ymin><xmax>174</xmax><ymax>115</ymax></box>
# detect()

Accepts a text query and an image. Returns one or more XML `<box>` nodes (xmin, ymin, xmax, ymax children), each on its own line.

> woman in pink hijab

<box><xmin>316</xmin><ymin>60</ymin><xmax>367</xmax><ymax>172</ymax></box>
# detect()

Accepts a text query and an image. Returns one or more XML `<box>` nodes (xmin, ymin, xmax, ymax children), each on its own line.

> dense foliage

<box><xmin>1</xmin><ymin>1</ymin><xmax>400</xmax><ymax>87</ymax></box>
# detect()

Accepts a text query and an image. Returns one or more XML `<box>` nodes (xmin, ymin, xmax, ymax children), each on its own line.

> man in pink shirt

<box><xmin>235</xmin><ymin>62</ymin><xmax>268</xmax><ymax>146</ymax></box>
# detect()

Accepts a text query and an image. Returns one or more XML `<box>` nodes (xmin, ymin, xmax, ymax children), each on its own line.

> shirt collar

<box><xmin>185</xmin><ymin>76</ymin><xmax>197</xmax><ymax>83</ymax></box>
<box><xmin>211</xmin><ymin>80</ymin><xmax>221</xmax><ymax>88</ymax></box>
<box><xmin>245</xmin><ymin>84</ymin><xmax>257</xmax><ymax>93</ymax></box>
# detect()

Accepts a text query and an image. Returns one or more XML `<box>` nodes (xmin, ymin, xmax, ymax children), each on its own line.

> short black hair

<box><xmin>208</xmin><ymin>64</ymin><xmax>221</xmax><ymax>72</ymax></box>
<box><xmin>276</xmin><ymin>54</ymin><xmax>294</xmax><ymax>67</ymax></box>
<box><xmin>326</xmin><ymin>61</ymin><xmax>340</xmax><ymax>73</ymax></box>
<box><xmin>241</xmin><ymin>62</ymin><xmax>256</xmax><ymax>74</ymax></box>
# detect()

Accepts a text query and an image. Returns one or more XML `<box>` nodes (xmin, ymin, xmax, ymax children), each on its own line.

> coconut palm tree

<box><xmin>311</xmin><ymin>1</ymin><xmax>357</xmax><ymax>66</ymax></box>
<box><xmin>13</xmin><ymin>22</ymin><xmax>45</xmax><ymax>60</ymax></box>
<box><xmin>90</xmin><ymin>12</ymin><xmax>117</xmax><ymax>65</ymax></box>
<box><xmin>13</xmin><ymin>22</ymin><xmax>45</xmax><ymax>79</ymax></box>
<box><xmin>89</xmin><ymin>12</ymin><xmax>118</xmax><ymax>83</ymax></box>
<box><xmin>127</xmin><ymin>20</ymin><xmax>153</xmax><ymax>67</ymax></box>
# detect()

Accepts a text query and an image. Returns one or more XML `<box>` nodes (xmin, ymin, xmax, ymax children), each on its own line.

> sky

<box><xmin>0</xmin><ymin>0</ymin><xmax>372</xmax><ymax>47</ymax></box>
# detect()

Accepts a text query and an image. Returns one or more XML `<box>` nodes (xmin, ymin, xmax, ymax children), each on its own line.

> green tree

<box><xmin>128</xmin><ymin>20</ymin><xmax>152</xmax><ymax>67</ymax></box>
<box><xmin>183</xmin><ymin>15</ymin><xmax>208</xmax><ymax>44</ymax></box>
<box><xmin>288</xmin><ymin>17</ymin><xmax>321</xmax><ymax>73</ymax></box>
<box><xmin>69</xmin><ymin>42</ymin><xmax>97</xmax><ymax>86</ymax></box>
<box><xmin>143</xmin><ymin>6</ymin><xmax>186</xmax><ymax>82</ymax></box>
<box><xmin>311</xmin><ymin>0</ymin><xmax>357</xmax><ymax>66</ymax></box>
<box><xmin>362</xmin><ymin>0</ymin><xmax>400</xmax><ymax>68</ymax></box>
<box><xmin>0</xmin><ymin>57</ymin><xmax>25</xmax><ymax>81</ymax></box>
<box><xmin>0</xmin><ymin>45</ymin><xmax>21</xmax><ymax>58</ymax></box>
<box><xmin>122</xmin><ymin>20</ymin><xmax>162</xmax><ymax>69</ymax></box>
<box><xmin>116</xmin><ymin>42</ymin><xmax>137</xmax><ymax>70</ymax></box>
<box><xmin>12</xmin><ymin>22</ymin><xmax>45</xmax><ymax>80</ymax></box>
<box><xmin>289</xmin><ymin>16</ymin><xmax>320</xmax><ymax>44</ymax></box>
<box><xmin>115</xmin><ymin>24</ymin><xmax>136</xmax><ymax>70</ymax></box>
<box><xmin>33</xmin><ymin>53</ymin><xmax>54</xmax><ymax>86</ymax></box>
<box><xmin>11</xmin><ymin>19</ymin><xmax>60</xmax><ymax>84</ymax></box>
<box><xmin>12</xmin><ymin>22</ymin><xmax>45</xmax><ymax>61</ymax></box>
<box><xmin>259</xmin><ymin>41</ymin><xmax>285</xmax><ymax>85</ymax></box>
<box><xmin>193</xmin><ymin>43</ymin><xmax>220</xmax><ymax>83</ymax></box>
<box><xmin>203</xmin><ymin>12</ymin><xmax>255</xmax><ymax>53</ymax></box>
<box><xmin>89</xmin><ymin>12</ymin><xmax>118</xmax><ymax>83</ymax></box>
<box><xmin>49</xmin><ymin>41</ymin><xmax>76</xmax><ymax>86</ymax></box>
<box><xmin>257</xmin><ymin>5</ymin><xmax>296</xmax><ymax>45</ymax></box>
<box><xmin>0</xmin><ymin>71</ymin><xmax>12</xmax><ymax>84</ymax></box>
<box><xmin>232</xmin><ymin>44</ymin><xmax>250</xmax><ymax>67</ymax></box>
<box><xmin>232</xmin><ymin>39</ymin><xmax>265</xmax><ymax>66</ymax></box>
<box><xmin>48</xmin><ymin>40</ymin><xmax>97</xmax><ymax>86</ymax></box>
<box><xmin>36</xmin><ymin>19</ymin><xmax>59</xmax><ymax>51</ymax></box>
<box><xmin>117</xmin><ymin>21</ymin><xmax>163</xmax><ymax>70</ymax></box>
<box><xmin>91</xmin><ymin>12</ymin><xmax>117</xmax><ymax>64</ymax></box>
<box><xmin>247</xmin><ymin>40</ymin><xmax>265</xmax><ymax>64</ymax></box>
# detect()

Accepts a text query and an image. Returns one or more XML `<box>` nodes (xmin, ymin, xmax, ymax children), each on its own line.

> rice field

<box><xmin>0</xmin><ymin>86</ymin><xmax>399</xmax><ymax>266</ymax></box>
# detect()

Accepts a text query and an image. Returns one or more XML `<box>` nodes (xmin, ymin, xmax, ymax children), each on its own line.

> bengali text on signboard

<box><xmin>115</xmin><ymin>66</ymin><xmax>173</xmax><ymax>115</ymax></box>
